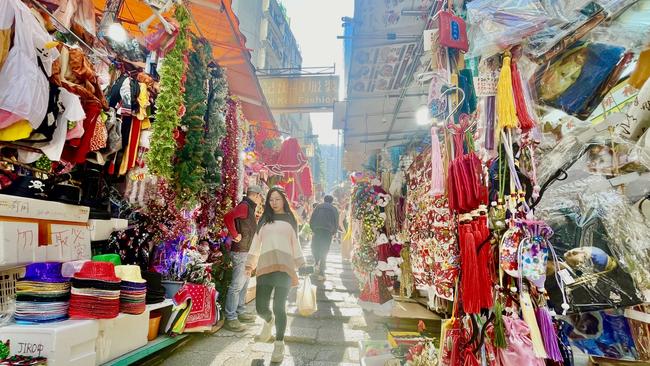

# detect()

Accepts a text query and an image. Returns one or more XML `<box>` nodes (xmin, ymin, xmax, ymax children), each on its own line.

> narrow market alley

<box><xmin>145</xmin><ymin>241</ymin><xmax>386</xmax><ymax>366</ymax></box>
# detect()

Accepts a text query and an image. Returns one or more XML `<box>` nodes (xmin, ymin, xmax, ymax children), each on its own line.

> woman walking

<box><xmin>245</xmin><ymin>187</ymin><xmax>305</xmax><ymax>363</ymax></box>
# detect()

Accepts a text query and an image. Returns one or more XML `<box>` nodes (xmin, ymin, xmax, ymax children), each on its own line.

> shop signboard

<box><xmin>259</xmin><ymin>75</ymin><xmax>339</xmax><ymax>111</ymax></box>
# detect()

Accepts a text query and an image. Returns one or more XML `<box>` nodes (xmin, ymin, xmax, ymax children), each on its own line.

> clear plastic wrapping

<box><xmin>536</xmin><ymin>175</ymin><xmax>650</xmax><ymax>313</ymax></box>
<box><xmin>466</xmin><ymin>0</ymin><xmax>552</xmax><ymax>57</ymax></box>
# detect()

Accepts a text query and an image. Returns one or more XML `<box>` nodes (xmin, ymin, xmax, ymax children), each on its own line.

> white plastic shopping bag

<box><xmin>297</xmin><ymin>276</ymin><xmax>317</xmax><ymax>316</ymax></box>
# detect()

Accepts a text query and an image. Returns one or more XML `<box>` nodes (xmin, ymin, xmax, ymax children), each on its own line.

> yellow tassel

<box><xmin>496</xmin><ymin>51</ymin><xmax>518</xmax><ymax>132</ymax></box>
<box><xmin>520</xmin><ymin>291</ymin><xmax>548</xmax><ymax>359</ymax></box>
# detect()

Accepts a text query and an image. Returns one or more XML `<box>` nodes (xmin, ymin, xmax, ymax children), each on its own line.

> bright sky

<box><xmin>281</xmin><ymin>0</ymin><xmax>353</xmax><ymax>146</ymax></box>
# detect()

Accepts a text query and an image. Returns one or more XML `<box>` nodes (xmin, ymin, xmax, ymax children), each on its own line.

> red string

<box><xmin>511</xmin><ymin>60</ymin><xmax>536</xmax><ymax>131</ymax></box>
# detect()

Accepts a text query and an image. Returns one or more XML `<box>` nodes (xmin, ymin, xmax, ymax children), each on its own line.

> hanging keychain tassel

<box><xmin>536</xmin><ymin>306</ymin><xmax>564</xmax><ymax>362</ymax></box>
<box><xmin>496</xmin><ymin>51</ymin><xmax>518</xmax><ymax>133</ymax></box>
<box><xmin>430</xmin><ymin>126</ymin><xmax>445</xmax><ymax>195</ymax></box>
<box><xmin>511</xmin><ymin>58</ymin><xmax>536</xmax><ymax>131</ymax></box>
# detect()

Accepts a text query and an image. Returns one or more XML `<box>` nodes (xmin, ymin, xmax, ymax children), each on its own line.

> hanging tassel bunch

<box><xmin>447</xmin><ymin>115</ymin><xmax>485</xmax><ymax>213</ymax></box>
<box><xmin>511</xmin><ymin>58</ymin><xmax>536</xmax><ymax>131</ymax></box>
<box><xmin>496</xmin><ymin>51</ymin><xmax>518</xmax><ymax>132</ymax></box>
<box><xmin>492</xmin><ymin>299</ymin><xmax>507</xmax><ymax>348</ymax></box>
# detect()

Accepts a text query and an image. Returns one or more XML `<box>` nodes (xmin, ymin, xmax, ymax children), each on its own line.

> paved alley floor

<box><xmin>146</xmin><ymin>241</ymin><xmax>386</xmax><ymax>366</ymax></box>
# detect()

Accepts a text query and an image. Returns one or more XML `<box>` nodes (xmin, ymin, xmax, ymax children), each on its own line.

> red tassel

<box><xmin>511</xmin><ymin>59</ymin><xmax>536</xmax><ymax>131</ymax></box>
<box><xmin>460</xmin><ymin>222</ymin><xmax>481</xmax><ymax>314</ymax></box>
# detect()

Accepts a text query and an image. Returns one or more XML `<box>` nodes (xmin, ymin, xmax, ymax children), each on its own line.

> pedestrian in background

<box><xmin>245</xmin><ymin>187</ymin><xmax>305</xmax><ymax>363</ymax></box>
<box><xmin>309</xmin><ymin>195</ymin><xmax>339</xmax><ymax>280</ymax></box>
<box><xmin>222</xmin><ymin>185</ymin><xmax>264</xmax><ymax>332</ymax></box>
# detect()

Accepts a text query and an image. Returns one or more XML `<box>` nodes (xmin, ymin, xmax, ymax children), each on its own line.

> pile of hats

<box><xmin>15</xmin><ymin>262</ymin><xmax>70</xmax><ymax>323</ymax></box>
<box><xmin>115</xmin><ymin>265</ymin><xmax>147</xmax><ymax>314</ymax></box>
<box><xmin>142</xmin><ymin>271</ymin><xmax>165</xmax><ymax>304</ymax></box>
<box><xmin>69</xmin><ymin>261</ymin><xmax>121</xmax><ymax>319</ymax></box>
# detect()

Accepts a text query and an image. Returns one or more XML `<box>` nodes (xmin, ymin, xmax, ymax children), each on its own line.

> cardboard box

<box><xmin>0</xmin><ymin>320</ymin><xmax>98</xmax><ymax>366</ymax></box>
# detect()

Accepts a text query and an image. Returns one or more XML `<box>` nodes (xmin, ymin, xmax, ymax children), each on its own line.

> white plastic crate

<box><xmin>0</xmin><ymin>267</ymin><xmax>24</xmax><ymax>312</ymax></box>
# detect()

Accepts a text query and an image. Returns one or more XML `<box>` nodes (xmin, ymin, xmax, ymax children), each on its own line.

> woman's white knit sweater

<box><xmin>245</xmin><ymin>220</ymin><xmax>305</xmax><ymax>286</ymax></box>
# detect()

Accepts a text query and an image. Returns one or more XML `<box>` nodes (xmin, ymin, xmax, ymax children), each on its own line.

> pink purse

<box><xmin>496</xmin><ymin>316</ymin><xmax>545</xmax><ymax>366</ymax></box>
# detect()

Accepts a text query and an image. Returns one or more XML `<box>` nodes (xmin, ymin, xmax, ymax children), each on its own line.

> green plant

<box><xmin>146</xmin><ymin>5</ymin><xmax>190</xmax><ymax>179</ymax></box>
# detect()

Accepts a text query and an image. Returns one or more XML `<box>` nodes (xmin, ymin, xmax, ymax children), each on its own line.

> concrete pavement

<box><xmin>147</xmin><ymin>241</ymin><xmax>385</xmax><ymax>366</ymax></box>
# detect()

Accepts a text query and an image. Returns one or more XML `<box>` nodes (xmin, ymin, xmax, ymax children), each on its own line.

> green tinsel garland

<box><xmin>203</xmin><ymin>49</ymin><xmax>228</xmax><ymax>189</ymax></box>
<box><xmin>174</xmin><ymin>36</ymin><xmax>210</xmax><ymax>206</ymax></box>
<box><xmin>146</xmin><ymin>6</ymin><xmax>190</xmax><ymax>179</ymax></box>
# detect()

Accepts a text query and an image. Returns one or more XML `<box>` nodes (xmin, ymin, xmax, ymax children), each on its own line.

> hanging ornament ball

<box><xmin>561</xmin><ymin>303</ymin><xmax>571</xmax><ymax>311</ymax></box>
<box><xmin>510</xmin><ymin>286</ymin><xmax>517</xmax><ymax>293</ymax></box>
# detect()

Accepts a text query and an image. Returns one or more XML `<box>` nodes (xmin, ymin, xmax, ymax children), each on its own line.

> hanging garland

<box><xmin>174</xmin><ymin>36</ymin><xmax>210</xmax><ymax>206</ymax></box>
<box><xmin>203</xmin><ymin>60</ymin><xmax>228</xmax><ymax>189</ymax></box>
<box><xmin>146</xmin><ymin>5</ymin><xmax>190</xmax><ymax>179</ymax></box>
<box><xmin>214</xmin><ymin>98</ymin><xmax>240</xmax><ymax>225</ymax></box>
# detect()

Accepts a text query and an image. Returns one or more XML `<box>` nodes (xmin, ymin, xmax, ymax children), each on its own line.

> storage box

<box><xmin>0</xmin><ymin>320</ymin><xmax>98</xmax><ymax>366</ymax></box>
<box><xmin>0</xmin><ymin>220</ymin><xmax>91</xmax><ymax>269</ymax></box>
<box><xmin>95</xmin><ymin>312</ymin><xmax>149</xmax><ymax>364</ymax></box>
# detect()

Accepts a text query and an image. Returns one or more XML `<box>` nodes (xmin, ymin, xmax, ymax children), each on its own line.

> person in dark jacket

<box><xmin>309</xmin><ymin>195</ymin><xmax>339</xmax><ymax>280</ymax></box>
<box><xmin>223</xmin><ymin>185</ymin><xmax>264</xmax><ymax>332</ymax></box>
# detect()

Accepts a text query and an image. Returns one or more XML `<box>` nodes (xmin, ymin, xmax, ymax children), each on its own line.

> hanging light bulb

<box><xmin>107</xmin><ymin>23</ymin><xmax>128</xmax><ymax>43</ymax></box>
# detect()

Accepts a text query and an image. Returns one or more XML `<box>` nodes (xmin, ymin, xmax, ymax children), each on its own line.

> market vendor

<box><xmin>223</xmin><ymin>185</ymin><xmax>265</xmax><ymax>332</ymax></box>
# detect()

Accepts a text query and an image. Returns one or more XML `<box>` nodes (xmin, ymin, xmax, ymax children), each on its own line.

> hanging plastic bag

<box><xmin>0</xmin><ymin>0</ymin><xmax>50</xmax><ymax>129</ymax></box>
<box><xmin>297</xmin><ymin>275</ymin><xmax>317</xmax><ymax>316</ymax></box>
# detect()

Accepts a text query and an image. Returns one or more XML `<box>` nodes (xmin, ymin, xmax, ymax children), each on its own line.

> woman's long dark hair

<box><xmin>257</xmin><ymin>187</ymin><xmax>298</xmax><ymax>233</ymax></box>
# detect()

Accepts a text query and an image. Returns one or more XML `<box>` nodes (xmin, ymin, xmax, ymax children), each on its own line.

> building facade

<box><xmin>232</xmin><ymin>0</ymin><xmax>312</xmax><ymax>141</ymax></box>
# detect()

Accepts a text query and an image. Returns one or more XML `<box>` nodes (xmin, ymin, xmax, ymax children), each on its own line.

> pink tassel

<box><xmin>430</xmin><ymin>126</ymin><xmax>444</xmax><ymax>196</ymax></box>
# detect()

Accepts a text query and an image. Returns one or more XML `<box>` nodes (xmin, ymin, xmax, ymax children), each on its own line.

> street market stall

<box><xmin>345</xmin><ymin>0</ymin><xmax>650</xmax><ymax>365</ymax></box>
<box><xmin>0</xmin><ymin>0</ymin><xmax>278</xmax><ymax>364</ymax></box>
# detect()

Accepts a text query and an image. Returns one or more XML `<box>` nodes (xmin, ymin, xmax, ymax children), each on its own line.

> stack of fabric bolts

<box><xmin>69</xmin><ymin>261</ymin><xmax>121</xmax><ymax>319</ymax></box>
<box><xmin>142</xmin><ymin>271</ymin><xmax>166</xmax><ymax>304</ymax></box>
<box><xmin>15</xmin><ymin>262</ymin><xmax>70</xmax><ymax>323</ymax></box>
<box><xmin>114</xmin><ymin>265</ymin><xmax>147</xmax><ymax>314</ymax></box>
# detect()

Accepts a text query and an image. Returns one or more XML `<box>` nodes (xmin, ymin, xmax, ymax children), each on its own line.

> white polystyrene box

<box><xmin>0</xmin><ymin>220</ymin><xmax>45</xmax><ymax>269</ymax></box>
<box><xmin>0</xmin><ymin>194</ymin><xmax>89</xmax><ymax>222</ymax></box>
<box><xmin>47</xmin><ymin>223</ymin><xmax>91</xmax><ymax>262</ymax></box>
<box><xmin>95</xmin><ymin>312</ymin><xmax>149</xmax><ymax>364</ymax></box>
<box><xmin>88</xmin><ymin>219</ymin><xmax>114</xmax><ymax>241</ymax></box>
<box><xmin>0</xmin><ymin>320</ymin><xmax>98</xmax><ymax>366</ymax></box>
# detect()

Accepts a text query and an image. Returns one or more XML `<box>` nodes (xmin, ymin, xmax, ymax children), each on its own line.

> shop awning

<box><xmin>93</xmin><ymin>0</ymin><xmax>275</xmax><ymax>125</ymax></box>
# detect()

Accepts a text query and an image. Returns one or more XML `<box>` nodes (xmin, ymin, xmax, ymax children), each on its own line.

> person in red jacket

<box><xmin>223</xmin><ymin>185</ymin><xmax>264</xmax><ymax>332</ymax></box>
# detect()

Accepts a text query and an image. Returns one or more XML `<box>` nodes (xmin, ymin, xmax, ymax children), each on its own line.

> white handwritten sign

<box><xmin>0</xmin><ymin>221</ymin><xmax>44</xmax><ymax>268</ymax></box>
<box><xmin>48</xmin><ymin>224</ymin><xmax>91</xmax><ymax>261</ymax></box>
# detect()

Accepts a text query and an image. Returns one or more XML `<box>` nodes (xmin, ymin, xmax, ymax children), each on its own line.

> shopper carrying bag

<box><xmin>245</xmin><ymin>186</ymin><xmax>306</xmax><ymax>363</ymax></box>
